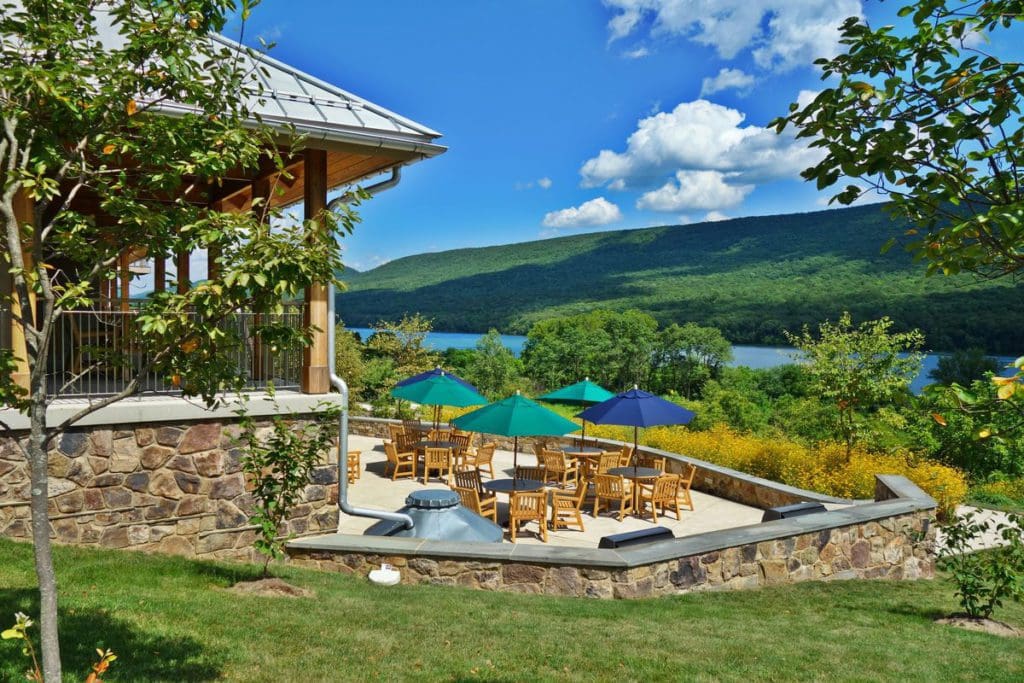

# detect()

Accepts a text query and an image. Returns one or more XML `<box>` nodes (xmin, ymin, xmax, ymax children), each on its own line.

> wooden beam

<box><xmin>9</xmin><ymin>190</ymin><xmax>34</xmax><ymax>391</ymax></box>
<box><xmin>154</xmin><ymin>257</ymin><xmax>166</xmax><ymax>293</ymax></box>
<box><xmin>176</xmin><ymin>250</ymin><xmax>190</xmax><ymax>295</ymax></box>
<box><xmin>119</xmin><ymin>251</ymin><xmax>131</xmax><ymax>313</ymax></box>
<box><xmin>301</xmin><ymin>149</ymin><xmax>330</xmax><ymax>394</ymax></box>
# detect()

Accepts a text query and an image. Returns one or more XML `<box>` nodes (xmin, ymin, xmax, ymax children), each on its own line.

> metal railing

<box><xmin>37</xmin><ymin>302</ymin><xmax>304</xmax><ymax>399</ymax></box>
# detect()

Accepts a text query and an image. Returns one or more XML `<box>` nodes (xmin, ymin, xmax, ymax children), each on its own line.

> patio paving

<box><xmin>339</xmin><ymin>435</ymin><xmax>765</xmax><ymax>547</ymax></box>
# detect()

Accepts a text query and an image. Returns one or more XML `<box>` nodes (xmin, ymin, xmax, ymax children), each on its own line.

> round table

<box><xmin>414</xmin><ymin>440</ymin><xmax>460</xmax><ymax>451</ymax></box>
<box><xmin>565</xmin><ymin>446</ymin><xmax>604</xmax><ymax>456</ymax></box>
<box><xmin>483</xmin><ymin>478</ymin><xmax>545</xmax><ymax>494</ymax></box>
<box><xmin>608</xmin><ymin>466</ymin><xmax>661</xmax><ymax>480</ymax></box>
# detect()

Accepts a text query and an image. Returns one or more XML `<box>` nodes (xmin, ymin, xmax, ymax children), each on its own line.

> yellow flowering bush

<box><xmin>588</xmin><ymin>423</ymin><xmax>966</xmax><ymax>517</ymax></box>
<box><xmin>972</xmin><ymin>478</ymin><xmax>1024</xmax><ymax>505</ymax></box>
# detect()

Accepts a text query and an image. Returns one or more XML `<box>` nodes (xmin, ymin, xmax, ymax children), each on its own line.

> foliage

<box><xmin>929</xmin><ymin>348</ymin><xmax>1000</xmax><ymax>387</ymax></box>
<box><xmin>237</xmin><ymin>402</ymin><xmax>339</xmax><ymax>576</ymax></box>
<box><xmin>333</xmin><ymin>321</ymin><xmax>365</xmax><ymax>401</ymax></box>
<box><xmin>521</xmin><ymin>309</ymin><xmax>658</xmax><ymax>391</ymax></box>
<box><xmin>787</xmin><ymin>313</ymin><xmax>924</xmax><ymax>458</ymax></box>
<box><xmin>2</xmin><ymin>613</ymin><xmax>116</xmax><ymax>682</ymax></box>
<box><xmin>971</xmin><ymin>478</ymin><xmax>1024</xmax><ymax>514</ymax></box>
<box><xmin>773</xmin><ymin>0</ymin><xmax>1024</xmax><ymax>281</ymax></box>
<box><xmin>939</xmin><ymin>511</ymin><xmax>1024</xmax><ymax>619</ymax></box>
<box><xmin>651</xmin><ymin>322</ymin><xmax>733</xmax><ymax>399</ymax></box>
<box><xmin>339</xmin><ymin>203</ymin><xmax>1024</xmax><ymax>355</ymax></box>
<box><xmin>464</xmin><ymin>329</ymin><xmax>524</xmax><ymax>399</ymax></box>
<box><xmin>586</xmin><ymin>422</ymin><xmax>967</xmax><ymax>517</ymax></box>
<box><xmin>360</xmin><ymin>314</ymin><xmax>439</xmax><ymax>416</ymax></box>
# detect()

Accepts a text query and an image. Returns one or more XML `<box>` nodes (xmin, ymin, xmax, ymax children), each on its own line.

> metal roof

<box><xmin>89</xmin><ymin>8</ymin><xmax>445</xmax><ymax>158</ymax></box>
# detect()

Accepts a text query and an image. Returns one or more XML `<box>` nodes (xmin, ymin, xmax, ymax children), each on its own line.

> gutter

<box><xmin>327</xmin><ymin>166</ymin><xmax>402</xmax><ymax>212</ymax></box>
<box><xmin>327</xmin><ymin>181</ymin><xmax>414</xmax><ymax>530</ymax></box>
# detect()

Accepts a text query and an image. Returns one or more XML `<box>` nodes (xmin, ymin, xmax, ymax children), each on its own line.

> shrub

<box><xmin>587</xmin><ymin>423</ymin><xmax>967</xmax><ymax>516</ymax></box>
<box><xmin>938</xmin><ymin>511</ymin><xmax>1024</xmax><ymax>619</ymax></box>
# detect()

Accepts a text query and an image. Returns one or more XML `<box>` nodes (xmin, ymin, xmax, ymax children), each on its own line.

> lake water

<box><xmin>346</xmin><ymin>328</ymin><xmax>1016</xmax><ymax>394</ymax></box>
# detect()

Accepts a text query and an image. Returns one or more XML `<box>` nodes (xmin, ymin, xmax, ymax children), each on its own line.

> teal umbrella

<box><xmin>390</xmin><ymin>373</ymin><xmax>487</xmax><ymax>430</ymax></box>
<box><xmin>538</xmin><ymin>377</ymin><xmax>615</xmax><ymax>450</ymax></box>
<box><xmin>452</xmin><ymin>392</ymin><xmax>580</xmax><ymax>482</ymax></box>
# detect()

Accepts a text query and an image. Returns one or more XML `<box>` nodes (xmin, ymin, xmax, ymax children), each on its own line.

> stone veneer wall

<box><xmin>0</xmin><ymin>418</ymin><xmax>339</xmax><ymax>560</ymax></box>
<box><xmin>349</xmin><ymin>416</ymin><xmax>851</xmax><ymax>509</ymax></box>
<box><xmin>288</xmin><ymin>476</ymin><xmax>936</xmax><ymax>599</ymax></box>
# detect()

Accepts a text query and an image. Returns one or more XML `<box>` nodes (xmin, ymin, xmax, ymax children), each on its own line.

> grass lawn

<box><xmin>1</xmin><ymin>539</ymin><xmax>1022</xmax><ymax>682</ymax></box>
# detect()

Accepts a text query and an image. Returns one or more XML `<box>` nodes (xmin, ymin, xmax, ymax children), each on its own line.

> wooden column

<box><xmin>176</xmin><ymin>250</ymin><xmax>190</xmax><ymax>295</ymax></box>
<box><xmin>301</xmin><ymin>149</ymin><xmax>330</xmax><ymax>394</ymax></box>
<box><xmin>206</xmin><ymin>245</ymin><xmax>221</xmax><ymax>281</ymax></box>
<box><xmin>153</xmin><ymin>257</ymin><xmax>166</xmax><ymax>293</ymax></box>
<box><xmin>250</xmin><ymin>175</ymin><xmax>271</xmax><ymax>381</ymax></box>
<box><xmin>119</xmin><ymin>251</ymin><xmax>131</xmax><ymax>312</ymax></box>
<box><xmin>9</xmin><ymin>190</ymin><xmax>35</xmax><ymax>391</ymax></box>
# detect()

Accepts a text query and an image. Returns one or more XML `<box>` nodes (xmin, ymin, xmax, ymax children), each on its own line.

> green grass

<box><xmin>340</xmin><ymin>203</ymin><xmax>1024</xmax><ymax>353</ymax></box>
<box><xmin>1</xmin><ymin>539</ymin><xmax>1022</xmax><ymax>682</ymax></box>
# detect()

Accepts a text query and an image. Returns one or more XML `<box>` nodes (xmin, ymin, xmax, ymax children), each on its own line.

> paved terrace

<box><xmin>343</xmin><ymin>435</ymin><xmax>766</xmax><ymax>547</ymax></box>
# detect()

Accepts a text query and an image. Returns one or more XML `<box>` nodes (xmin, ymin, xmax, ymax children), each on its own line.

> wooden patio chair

<box><xmin>638</xmin><ymin>453</ymin><xmax>666</xmax><ymax>472</ymax></box>
<box><xmin>383</xmin><ymin>441</ymin><xmax>416</xmax><ymax>481</ymax></box>
<box><xmin>514</xmin><ymin>465</ymin><xmax>546</xmax><ymax>482</ymax></box>
<box><xmin>402</xmin><ymin>420</ymin><xmax>426</xmax><ymax>439</ymax></box>
<box><xmin>387</xmin><ymin>423</ymin><xmax>406</xmax><ymax>443</ymax></box>
<box><xmin>531</xmin><ymin>442</ymin><xmax>547</xmax><ymax>466</ymax></box>
<box><xmin>596</xmin><ymin>452</ymin><xmax>620</xmax><ymax>476</ymax></box>
<box><xmin>422</xmin><ymin>447</ymin><xmax>453</xmax><ymax>485</ymax></box>
<box><xmin>508</xmin><ymin>490</ymin><xmax>548</xmax><ymax>543</ymax></box>
<box><xmin>593</xmin><ymin>473</ymin><xmax>633</xmax><ymax>521</ymax></box>
<box><xmin>454</xmin><ymin>484</ymin><xmax>498</xmax><ymax>523</ymax></box>
<box><xmin>462</xmin><ymin>442</ymin><xmax>495</xmax><ymax>479</ymax></box>
<box><xmin>618</xmin><ymin>444</ymin><xmax>635</xmax><ymax>468</ymax></box>
<box><xmin>550</xmin><ymin>484</ymin><xmax>587</xmax><ymax>533</ymax></box>
<box><xmin>637</xmin><ymin>474</ymin><xmax>683</xmax><ymax>523</ymax></box>
<box><xmin>678</xmin><ymin>463</ymin><xmax>696</xmax><ymax>511</ymax></box>
<box><xmin>450</xmin><ymin>432</ymin><xmax>472</xmax><ymax>466</ymax></box>
<box><xmin>541</xmin><ymin>448</ymin><xmax>578</xmax><ymax>488</ymax></box>
<box><xmin>347</xmin><ymin>450</ymin><xmax>362</xmax><ymax>484</ymax></box>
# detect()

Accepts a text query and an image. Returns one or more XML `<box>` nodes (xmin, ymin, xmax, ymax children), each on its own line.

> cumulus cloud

<box><xmin>700</xmin><ymin>67</ymin><xmax>756</xmax><ymax>96</ymax></box>
<box><xmin>704</xmin><ymin>210</ymin><xmax>730</xmax><ymax>222</ymax></box>
<box><xmin>542</xmin><ymin>197</ymin><xmax>623</xmax><ymax>229</ymax></box>
<box><xmin>580</xmin><ymin>99</ymin><xmax>823</xmax><ymax>191</ymax></box>
<box><xmin>622</xmin><ymin>46</ymin><xmax>650</xmax><ymax>59</ymax></box>
<box><xmin>637</xmin><ymin>170</ymin><xmax>753</xmax><ymax>212</ymax></box>
<box><xmin>604</xmin><ymin>0</ymin><xmax>862</xmax><ymax>72</ymax></box>
<box><xmin>516</xmin><ymin>177</ymin><xmax>554</xmax><ymax>190</ymax></box>
<box><xmin>537</xmin><ymin>177</ymin><xmax>553</xmax><ymax>189</ymax></box>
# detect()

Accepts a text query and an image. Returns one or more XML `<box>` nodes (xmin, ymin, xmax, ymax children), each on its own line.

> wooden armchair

<box><xmin>463</xmin><ymin>442</ymin><xmax>495</xmax><ymax>479</ymax></box>
<box><xmin>454</xmin><ymin>484</ymin><xmax>498</xmax><ymax>523</ymax></box>
<box><xmin>550</xmin><ymin>484</ymin><xmax>587</xmax><ymax>533</ymax></box>
<box><xmin>618</xmin><ymin>444</ymin><xmax>635</xmax><ymax>468</ymax></box>
<box><xmin>532</xmin><ymin>442</ymin><xmax>547</xmax><ymax>466</ymax></box>
<box><xmin>387</xmin><ymin>423</ymin><xmax>406</xmax><ymax>443</ymax></box>
<box><xmin>593</xmin><ymin>474</ymin><xmax>633</xmax><ymax>521</ymax></box>
<box><xmin>384</xmin><ymin>441</ymin><xmax>416</xmax><ymax>480</ymax></box>
<box><xmin>347</xmin><ymin>450</ymin><xmax>361</xmax><ymax>484</ymax></box>
<box><xmin>678</xmin><ymin>463</ymin><xmax>696</xmax><ymax>511</ymax></box>
<box><xmin>422</xmin><ymin>447</ymin><xmax>453</xmax><ymax>485</ymax></box>
<box><xmin>638</xmin><ymin>453</ymin><xmax>666</xmax><ymax>472</ymax></box>
<box><xmin>596</xmin><ymin>452</ymin><xmax>620</xmax><ymax>476</ymax></box>
<box><xmin>541</xmin><ymin>448</ymin><xmax>578</xmax><ymax>488</ymax></box>
<box><xmin>637</xmin><ymin>474</ymin><xmax>682</xmax><ymax>523</ymax></box>
<box><xmin>514</xmin><ymin>465</ymin><xmax>546</xmax><ymax>482</ymax></box>
<box><xmin>450</xmin><ymin>432</ymin><xmax>472</xmax><ymax>465</ymax></box>
<box><xmin>508</xmin><ymin>490</ymin><xmax>548</xmax><ymax>542</ymax></box>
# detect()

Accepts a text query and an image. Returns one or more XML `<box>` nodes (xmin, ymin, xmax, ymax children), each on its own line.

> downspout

<box><xmin>328</xmin><ymin>165</ymin><xmax>413</xmax><ymax>530</ymax></box>
<box><xmin>327</xmin><ymin>165</ymin><xmax>402</xmax><ymax>212</ymax></box>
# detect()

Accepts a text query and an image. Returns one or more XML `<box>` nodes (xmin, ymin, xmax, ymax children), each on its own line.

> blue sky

<box><xmin>217</xmin><ymin>1</ymin><xmax>1001</xmax><ymax>272</ymax></box>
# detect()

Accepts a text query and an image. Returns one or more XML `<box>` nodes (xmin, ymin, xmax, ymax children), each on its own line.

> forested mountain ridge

<box><xmin>338</xmin><ymin>203</ymin><xmax>1024</xmax><ymax>353</ymax></box>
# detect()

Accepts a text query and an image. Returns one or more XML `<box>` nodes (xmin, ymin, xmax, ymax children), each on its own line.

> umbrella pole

<box><xmin>513</xmin><ymin>436</ymin><xmax>518</xmax><ymax>490</ymax></box>
<box><xmin>634</xmin><ymin>425</ymin><xmax>639</xmax><ymax>476</ymax></box>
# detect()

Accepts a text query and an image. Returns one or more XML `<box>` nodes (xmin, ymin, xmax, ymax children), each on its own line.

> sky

<box><xmin>211</xmin><ymin>0</ymin><xmax>1012</xmax><ymax>273</ymax></box>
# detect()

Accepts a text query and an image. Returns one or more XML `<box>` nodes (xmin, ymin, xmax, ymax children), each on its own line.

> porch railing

<box><xmin>3</xmin><ymin>302</ymin><xmax>305</xmax><ymax>400</ymax></box>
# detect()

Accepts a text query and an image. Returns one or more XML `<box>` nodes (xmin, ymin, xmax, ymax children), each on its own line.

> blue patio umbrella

<box><xmin>395</xmin><ymin>366</ymin><xmax>479</xmax><ymax>392</ymax></box>
<box><xmin>577</xmin><ymin>386</ymin><xmax>695</xmax><ymax>473</ymax></box>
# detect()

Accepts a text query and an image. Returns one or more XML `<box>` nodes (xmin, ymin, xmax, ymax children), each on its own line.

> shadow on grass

<box><xmin>0</xmin><ymin>589</ymin><xmax>223</xmax><ymax>681</ymax></box>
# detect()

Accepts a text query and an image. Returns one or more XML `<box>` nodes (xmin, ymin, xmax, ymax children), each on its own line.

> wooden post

<box><xmin>301</xmin><ymin>149</ymin><xmax>330</xmax><ymax>394</ymax></box>
<box><xmin>119</xmin><ymin>251</ymin><xmax>130</xmax><ymax>313</ymax></box>
<box><xmin>206</xmin><ymin>245</ymin><xmax>220</xmax><ymax>281</ymax></box>
<box><xmin>9</xmin><ymin>190</ymin><xmax>34</xmax><ymax>391</ymax></box>
<box><xmin>176</xmin><ymin>250</ymin><xmax>190</xmax><ymax>295</ymax></box>
<box><xmin>153</xmin><ymin>257</ymin><xmax>166</xmax><ymax>293</ymax></box>
<box><xmin>250</xmin><ymin>175</ymin><xmax>271</xmax><ymax>381</ymax></box>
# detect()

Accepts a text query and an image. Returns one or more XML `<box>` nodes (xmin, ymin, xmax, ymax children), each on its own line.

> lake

<box><xmin>346</xmin><ymin>328</ymin><xmax>1016</xmax><ymax>394</ymax></box>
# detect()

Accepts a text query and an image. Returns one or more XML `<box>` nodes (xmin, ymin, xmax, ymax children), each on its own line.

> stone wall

<box><xmin>349</xmin><ymin>416</ymin><xmax>850</xmax><ymax>509</ymax></box>
<box><xmin>288</xmin><ymin>502</ymin><xmax>934</xmax><ymax>599</ymax></box>
<box><xmin>0</xmin><ymin>417</ymin><xmax>339</xmax><ymax>560</ymax></box>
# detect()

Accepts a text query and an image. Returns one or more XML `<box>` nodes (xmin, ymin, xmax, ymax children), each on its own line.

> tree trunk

<box><xmin>28</xmin><ymin>396</ymin><xmax>62</xmax><ymax>682</ymax></box>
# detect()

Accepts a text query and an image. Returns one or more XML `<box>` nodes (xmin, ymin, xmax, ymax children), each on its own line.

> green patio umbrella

<box><xmin>452</xmin><ymin>392</ymin><xmax>580</xmax><ymax>483</ymax></box>
<box><xmin>538</xmin><ymin>377</ymin><xmax>615</xmax><ymax>450</ymax></box>
<box><xmin>390</xmin><ymin>372</ymin><xmax>487</xmax><ymax>431</ymax></box>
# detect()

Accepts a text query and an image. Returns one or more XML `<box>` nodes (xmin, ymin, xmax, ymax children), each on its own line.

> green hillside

<box><xmin>338</xmin><ymin>204</ymin><xmax>1024</xmax><ymax>354</ymax></box>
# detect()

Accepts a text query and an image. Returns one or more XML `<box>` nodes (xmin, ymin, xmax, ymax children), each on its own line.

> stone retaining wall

<box><xmin>0</xmin><ymin>417</ymin><xmax>339</xmax><ymax>560</ymax></box>
<box><xmin>288</xmin><ymin>476</ymin><xmax>936</xmax><ymax>599</ymax></box>
<box><xmin>349</xmin><ymin>416</ymin><xmax>851</xmax><ymax>509</ymax></box>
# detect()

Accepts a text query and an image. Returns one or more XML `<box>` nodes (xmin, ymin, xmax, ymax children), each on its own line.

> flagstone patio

<box><xmin>342</xmin><ymin>434</ymin><xmax>767</xmax><ymax>547</ymax></box>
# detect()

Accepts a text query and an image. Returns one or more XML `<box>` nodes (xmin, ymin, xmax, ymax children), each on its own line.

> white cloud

<box><xmin>516</xmin><ymin>177</ymin><xmax>554</xmax><ymax>190</ymax></box>
<box><xmin>604</xmin><ymin>0</ymin><xmax>862</xmax><ymax>72</ymax></box>
<box><xmin>704</xmin><ymin>210</ymin><xmax>730</xmax><ymax>222</ymax></box>
<box><xmin>537</xmin><ymin>177</ymin><xmax>553</xmax><ymax>190</ymax></box>
<box><xmin>622</xmin><ymin>46</ymin><xmax>650</xmax><ymax>59</ymax></box>
<box><xmin>637</xmin><ymin>170</ymin><xmax>753</xmax><ymax>212</ymax></box>
<box><xmin>580</xmin><ymin>99</ymin><xmax>822</xmax><ymax>190</ymax></box>
<box><xmin>700</xmin><ymin>67</ymin><xmax>756</xmax><ymax>96</ymax></box>
<box><xmin>542</xmin><ymin>197</ymin><xmax>623</xmax><ymax>229</ymax></box>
